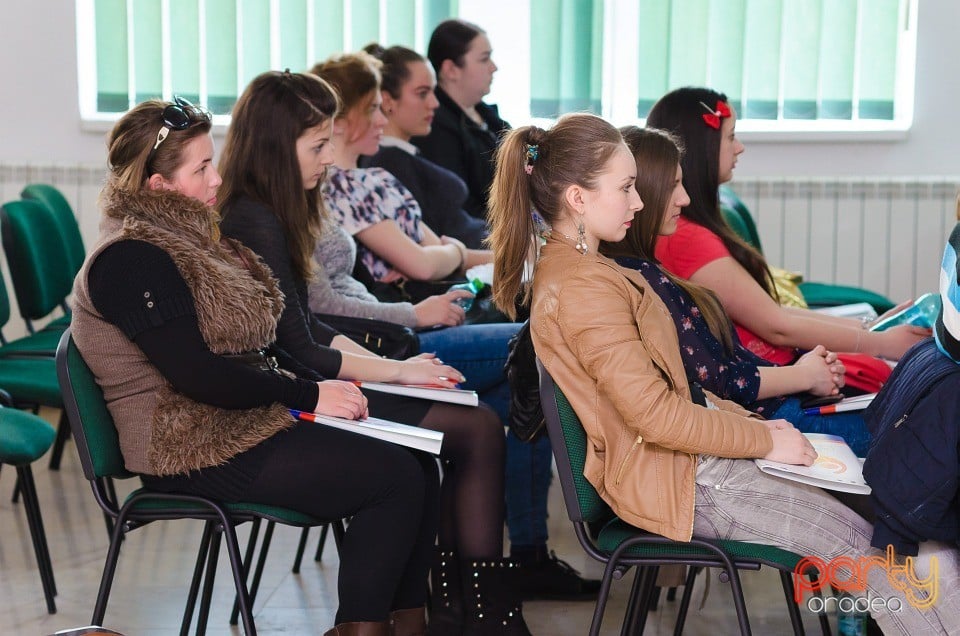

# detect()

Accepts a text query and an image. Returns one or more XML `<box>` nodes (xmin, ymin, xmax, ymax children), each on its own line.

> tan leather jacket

<box><xmin>531</xmin><ymin>237</ymin><xmax>772</xmax><ymax>541</ymax></box>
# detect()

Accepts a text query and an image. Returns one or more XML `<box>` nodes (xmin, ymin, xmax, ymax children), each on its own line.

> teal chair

<box><xmin>537</xmin><ymin>360</ymin><xmax>830</xmax><ymax>635</ymax></box>
<box><xmin>0</xmin><ymin>200</ymin><xmax>73</xmax><ymax>334</ymax></box>
<box><xmin>0</xmin><ymin>403</ymin><xmax>57</xmax><ymax>613</ymax></box>
<box><xmin>20</xmin><ymin>184</ymin><xmax>86</xmax><ymax>281</ymax></box>
<box><xmin>719</xmin><ymin>186</ymin><xmax>895</xmax><ymax>313</ymax></box>
<box><xmin>56</xmin><ymin>330</ymin><xmax>335</xmax><ymax>634</ymax></box>
<box><xmin>0</xmin><ymin>263</ymin><xmax>63</xmax><ymax>358</ymax></box>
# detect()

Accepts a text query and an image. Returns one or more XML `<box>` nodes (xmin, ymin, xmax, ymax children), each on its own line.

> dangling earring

<box><xmin>575</xmin><ymin>217</ymin><xmax>588</xmax><ymax>255</ymax></box>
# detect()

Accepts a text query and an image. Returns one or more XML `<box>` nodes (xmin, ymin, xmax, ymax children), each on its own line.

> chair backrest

<box><xmin>0</xmin><ymin>199</ymin><xmax>75</xmax><ymax>323</ymax></box>
<box><xmin>537</xmin><ymin>359</ymin><xmax>612</xmax><ymax>525</ymax></box>
<box><xmin>55</xmin><ymin>329</ymin><xmax>132</xmax><ymax>481</ymax></box>
<box><xmin>21</xmin><ymin>184</ymin><xmax>86</xmax><ymax>278</ymax></box>
<box><xmin>719</xmin><ymin>185</ymin><xmax>763</xmax><ymax>252</ymax></box>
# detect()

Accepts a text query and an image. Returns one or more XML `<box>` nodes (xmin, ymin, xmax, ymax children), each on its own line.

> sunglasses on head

<box><xmin>150</xmin><ymin>95</ymin><xmax>211</xmax><ymax>153</ymax></box>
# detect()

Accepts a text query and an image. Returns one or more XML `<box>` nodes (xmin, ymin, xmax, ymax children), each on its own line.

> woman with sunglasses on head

<box><xmin>216</xmin><ymin>71</ymin><xmax>530</xmax><ymax>635</ymax></box>
<box><xmin>313</xmin><ymin>52</ymin><xmax>493</xmax><ymax>305</ymax></box>
<box><xmin>599</xmin><ymin>127</ymin><xmax>872</xmax><ymax>456</ymax></box>
<box><xmin>488</xmin><ymin>113</ymin><xmax>960</xmax><ymax>635</ymax></box>
<box><xmin>413</xmin><ymin>19</ymin><xmax>506</xmax><ymax>221</ymax></box>
<box><xmin>648</xmin><ymin>87</ymin><xmax>928</xmax><ymax>366</ymax></box>
<box><xmin>361</xmin><ymin>43</ymin><xmax>488</xmax><ymax>250</ymax></box>
<box><xmin>70</xmin><ymin>96</ymin><xmax>436</xmax><ymax>634</ymax></box>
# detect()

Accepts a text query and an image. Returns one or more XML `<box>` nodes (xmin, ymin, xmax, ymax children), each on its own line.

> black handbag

<box><xmin>503</xmin><ymin>320</ymin><xmax>546</xmax><ymax>442</ymax></box>
<box><xmin>315</xmin><ymin>313</ymin><xmax>420</xmax><ymax>360</ymax></box>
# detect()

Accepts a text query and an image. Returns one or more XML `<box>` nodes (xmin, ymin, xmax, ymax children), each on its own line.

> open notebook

<box><xmin>755</xmin><ymin>433</ymin><xmax>870</xmax><ymax>495</ymax></box>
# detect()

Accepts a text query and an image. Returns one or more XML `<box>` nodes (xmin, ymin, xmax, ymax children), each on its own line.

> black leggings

<box><xmin>144</xmin><ymin>421</ymin><xmax>438</xmax><ymax>624</ymax></box>
<box><xmin>418</xmin><ymin>402</ymin><xmax>505</xmax><ymax>559</ymax></box>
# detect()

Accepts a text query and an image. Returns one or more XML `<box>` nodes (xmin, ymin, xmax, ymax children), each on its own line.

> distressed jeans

<box><xmin>693</xmin><ymin>456</ymin><xmax>960</xmax><ymax>635</ymax></box>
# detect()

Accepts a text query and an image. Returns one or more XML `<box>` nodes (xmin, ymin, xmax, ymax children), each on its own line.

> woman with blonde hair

<box><xmin>488</xmin><ymin>112</ymin><xmax>960</xmax><ymax>635</ymax></box>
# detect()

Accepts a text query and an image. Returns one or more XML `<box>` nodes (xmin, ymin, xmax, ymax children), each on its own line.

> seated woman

<box><xmin>414</xmin><ymin>19</ymin><xmax>507</xmax><ymax>220</ymax></box>
<box><xmin>215</xmin><ymin>71</ymin><xmax>530</xmax><ymax>635</ymax></box>
<box><xmin>600</xmin><ymin>126</ymin><xmax>871</xmax><ymax>456</ymax></box>
<box><xmin>313</xmin><ymin>52</ymin><xmax>493</xmax><ymax>304</ymax></box>
<box><xmin>71</xmin><ymin>98</ymin><xmax>435</xmax><ymax>634</ymax></box>
<box><xmin>361</xmin><ymin>43</ymin><xmax>488</xmax><ymax>249</ymax></box>
<box><xmin>648</xmin><ymin>87</ymin><xmax>928</xmax><ymax>365</ymax></box>
<box><xmin>487</xmin><ymin>112</ymin><xmax>960</xmax><ymax>635</ymax></box>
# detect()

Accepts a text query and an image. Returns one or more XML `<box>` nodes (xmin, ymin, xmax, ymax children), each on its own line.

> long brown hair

<box><xmin>488</xmin><ymin>113</ymin><xmax>624</xmax><ymax>318</ymax></box>
<box><xmin>601</xmin><ymin>126</ymin><xmax>736</xmax><ymax>352</ymax></box>
<box><xmin>647</xmin><ymin>87</ymin><xmax>778</xmax><ymax>300</ymax></box>
<box><xmin>217</xmin><ymin>71</ymin><xmax>339</xmax><ymax>282</ymax></box>
<box><xmin>311</xmin><ymin>52</ymin><xmax>381</xmax><ymax>144</ymax></box>
<box><xmin>106</xmin><ymin>99</ymin><xmax>212</xmax><ymax>193</ymax></box>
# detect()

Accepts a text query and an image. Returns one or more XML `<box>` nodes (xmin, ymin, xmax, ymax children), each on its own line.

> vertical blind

<box><xmin>83</xmin><ymin>0</ymin><xmax>912</xmax><ymax>126</ymax></box>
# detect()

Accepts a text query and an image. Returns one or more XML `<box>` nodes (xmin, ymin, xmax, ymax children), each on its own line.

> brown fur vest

<box><xmin>71</xmin><ymin>186</ymin><xmax>295</xmax><ymax>476</ymax></box>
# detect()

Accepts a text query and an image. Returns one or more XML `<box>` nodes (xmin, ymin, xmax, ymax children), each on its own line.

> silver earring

<box><xmin>575</xmin><ymin>219</ymin><xmax>588</xmax><ymax>255</ymax></box>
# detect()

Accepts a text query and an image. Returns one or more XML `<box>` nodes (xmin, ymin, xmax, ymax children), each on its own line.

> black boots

<box><xmin>510</xmin><ymin>547</ymin><xmax>601</xmax><ymax>601</ymax></box>
<box><xmin>427</xmin><ymin>550</ymin><xmax>463</xmax><ymax>636</ymax></box>
<box><xmin>460</xmin><ymin>559</ymin><xmax>532</xmax><ymax>636</ymax></box>
<box><xmin>427</xmin><ymin>553</ymin><xmax>532</xmax><ymax>635</ymax></box>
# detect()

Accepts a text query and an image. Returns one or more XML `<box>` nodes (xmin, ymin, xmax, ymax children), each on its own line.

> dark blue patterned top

<box><xmin>617</xmin><ymin>257</ymin><xmax>784</xmax><ymax>415</ymax></box>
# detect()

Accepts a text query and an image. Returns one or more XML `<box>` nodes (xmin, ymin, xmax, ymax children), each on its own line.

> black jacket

<box><xmin>862</xmin><ymin>338</ymin><xmax>960</xmax><ymax>556</ymax></box>
<box><xmin>412</xmin><ymin>87</ymin><xmax>510</xmax><ymax>220</ymax></box>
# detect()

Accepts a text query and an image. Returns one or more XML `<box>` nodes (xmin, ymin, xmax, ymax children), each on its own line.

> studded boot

<box><xmin>426</xmin><ymin>549</ymin><xmax>462</xmax><ymax>636</ymax></box>
<box><xmin>460</xmin><ymin>559</ymin><xmax>532</xmax><ymax>636</ymax></box>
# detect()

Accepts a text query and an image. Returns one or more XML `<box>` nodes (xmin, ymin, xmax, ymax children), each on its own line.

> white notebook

<box><xmin>755</xmin><ymin>433</ymin><xmax>870</xmax><ymax>495</ymax></box>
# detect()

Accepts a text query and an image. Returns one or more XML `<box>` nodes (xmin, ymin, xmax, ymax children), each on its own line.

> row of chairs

<box><xmin>0</xmin><ymin>184</ymin><xmax>85</xmax><ymax>616</ymax></box>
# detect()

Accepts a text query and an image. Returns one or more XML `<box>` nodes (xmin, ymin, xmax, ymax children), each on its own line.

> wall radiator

<box><xmin>729</xmin><ymin>178</ymin><xmax>959</xmax><ymax>303</ymax></box>
<box><xmin>0</xmin><ymin>164</ymin><xmax>957</xmax><ymax>304</ymax></box>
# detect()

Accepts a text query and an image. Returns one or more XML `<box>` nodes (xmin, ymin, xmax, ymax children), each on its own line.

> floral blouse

<box><xmin>322</xmin><ymin>165</ymin><xmax>424</xmax><ymax>281</ymax></box>
<box><xmin>616</xmin><ymin>257</ymin><xmax>785</xmax><ymax>416</ymax></box>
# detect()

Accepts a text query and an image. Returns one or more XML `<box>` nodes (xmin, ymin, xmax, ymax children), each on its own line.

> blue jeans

<box><xmin>416</xmin><ymin>323</ymin><xmax>520</xmax><ymax>423</ymax></box>
<box><xmin>772</xmin><ymin>397</ymin><xmax>872</xmax><ymax>457</ymax></box>
<box><xmin>418</xmin><ymin>322</ymin><xmax>553</xmax><ymax>548</ymax></box>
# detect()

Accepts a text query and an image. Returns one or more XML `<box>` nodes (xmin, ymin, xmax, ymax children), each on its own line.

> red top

<box><xmin>655</xmin><ymin>217</ymin><xmax>797</xmax><ymax>365</ymax></box>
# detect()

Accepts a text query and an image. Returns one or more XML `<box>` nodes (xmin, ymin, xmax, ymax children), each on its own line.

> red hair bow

<box><xmin>700</xmin><ymin>100</ymin><xmax>731</xmax><ymax>129</ymax></box>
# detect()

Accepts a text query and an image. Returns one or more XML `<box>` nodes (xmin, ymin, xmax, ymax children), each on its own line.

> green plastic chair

<box><xmin>719</xmin><ymin>185</ymin><xmax>895</xmax><ymax>313</ymax></box>
<box><xmin>537</xmin><ymin>360</ymin><xmax>830</xmax><ymax>636</ymax></box>
<box><xmin>20</xmin><ymin>184</ymin><xmax>86</xmax><ymax>281</ymax></box>
<box><xmin>0</xmin><ymin>404</ymin><xmax>57</xmax><ymax>613</ymax></box>
<box><xmin>56</xmin><ymin>330</ymin><xmax>334</xmax><ymax>635</ymax></box>
<box><xmin>0</xmin><ymin>200</ymin><xmax>73</xmax><ymax>334</ymax></box>
<box><xmin>0</xmin><ymin>267</ymin><xmax>63</xmax><ymax>358</ymax></box>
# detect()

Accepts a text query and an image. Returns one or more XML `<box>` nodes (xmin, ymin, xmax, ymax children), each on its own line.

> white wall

<box><xmin>0</xmin><ymin>0</ymin><xmax>958</xmax><ymax>175</ymax></box>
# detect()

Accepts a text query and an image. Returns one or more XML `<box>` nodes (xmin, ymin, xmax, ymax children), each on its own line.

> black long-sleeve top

<box><xmin>87</xmin><ymin>239</ymin><xmax>319</xmax><ymax>412</ymax></box>
<box><xmin>218</xmin><ymin>197</ymin><xmax>344</xmax><ymax>378</ymax></box>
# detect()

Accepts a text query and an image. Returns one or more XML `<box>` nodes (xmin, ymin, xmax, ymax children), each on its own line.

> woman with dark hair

<box><xmin>648</xmin><ymin>87</ymin><xmax>927</xmax><ymax>365</ymax></box>
<box><xmin>413</xmin><ymin>19</ymin><xmax>508</xmax><ymax>220</ymax></box>
<box><xmin>216</xmin><ymin>70</ymin><xmax>530</xmax><ymax>635</ymax></box>
<box><xmin>71</xmin><ymin>93</ymin><xmax>434</xmax><ymax>635</ymax></box>
<box><xmin>601</xmin><ymin>126</ymin><xmax>872</xmax><ymax>456</ymax></box>
<box><xmin>361</xmin><ymin>43</ymin><xmax>488</xmax><ymax>249</ymax></box>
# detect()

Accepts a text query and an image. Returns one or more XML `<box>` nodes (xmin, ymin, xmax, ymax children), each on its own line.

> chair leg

<box><xmin>314</xmin><ymin>521</ymin><xmax>331</xmax><ymax>562</ymax></box>
<box><xmin>180</xmin><ymin>521</ymin><xmax>215</xmax><ymax>636</ymax></box>
<box><xmin>620</xmin><ymin>566</ymin><xmax>649</xmax><ymax>636</ymax></box>
<box><xmin>48</xmin><ymin>412</ymin><xmax>71</xmax><ymax>470</ymax></box>
<box><xmin>718</xmin><ymin>565</ymin><xmax>752</xmax><ymax>635</ymax></box>
<box><xmin>246</xmin><ymin>521</ymin><xmax>276</xmax><ymax>611</ymax></box>
<box><xmin>230</xmin><ymin>519</ymin><xmax>266</xmax><ymax>625</ymax></box>
<box><xmin>779</xmin><ymin>570</ymin><xmax>806</xmax><ymax>635</ymax></box>
<box><xmin>673</xmin><ymin>566</ymin><xmax>702</xmax><ymax>636</ymax></box>
<box><xmin>92</xmin><ymin>502</ymin><xmax>132</xmax><ymax>625</ymax></box>
<box><xmin>634</xmin><ymin>565</ymin><xmax>661</xmax><ymax>635</ymax></box>
<box><xmin>589</xmin><ymin>560</ymin><xmax>623</xmax><ymax>636</ymax></box>
<box><xmin>292</xmin><ymin>526</ymin><xmax>311</xmax><ymax>573</ymax></box>
<box><xmin>808</xmin><ymin>573</ymin><xmax>833</xmax><ymax>636</ymax></box>
<box><xmin>17</xmin><ymin>465</ymin><xmax>57</xmax><ymax>613</ymax></box>
<box><xmin>101</xmin><ymin>477</ymin><xmax>118</xmax><ymax>538</ymax></box>
<box><xmin>195</xmin><ymin>525</ymin><xmax>224</xmax><ymax>635</ymax></box>
<box><xmin>216</xmin><ymin>514</ymin><xmax>258</xmax><ymax>636</ymax></box>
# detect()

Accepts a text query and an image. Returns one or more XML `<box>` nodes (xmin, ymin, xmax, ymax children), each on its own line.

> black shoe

<box><xmin>513</xmin><ymin>551</ymin><xmax>601</xmax><ymax>601</ymax></box>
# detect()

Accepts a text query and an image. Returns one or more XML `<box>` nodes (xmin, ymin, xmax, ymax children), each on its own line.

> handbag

<box><xmin>503</xmin><ymin>320</ymin><xmax>546</xmax><ymax>442</ymax></box>
<box><xmin>315</xmin><ymin>313</ymin><xmax>420</xmax><ymax>360</ymax></box>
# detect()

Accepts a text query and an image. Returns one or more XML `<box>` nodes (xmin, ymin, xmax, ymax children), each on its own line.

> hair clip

<box><xmin>525</xmin><ymin>144</ymin><xmax>539</xmax><ymax>175</ymax></box>
<box><xmin>699</xmin><ymin>100</ymin><xmax>731</xmax><ymax>129</ymax></box>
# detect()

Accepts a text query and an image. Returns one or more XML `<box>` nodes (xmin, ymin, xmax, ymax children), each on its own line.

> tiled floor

<box><xmin>1</xmin><ymin>407</ymin><xmax>831</xmax><ymax>635</ymax></box>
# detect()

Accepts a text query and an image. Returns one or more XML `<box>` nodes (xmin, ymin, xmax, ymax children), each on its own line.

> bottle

<box><xmin>448</xmin><ymin>278</ymin><xmax>485</xmax><ymax>311</ymax></box>
<box><xmin>836</xmin><ymin>591</ymin><xmax>867</xmax><ymax>636</ymax></box>
<box><xmin>868</xmin><ymin>292</ymin><xmax>941</xmax><ymax>332</ymax></box>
